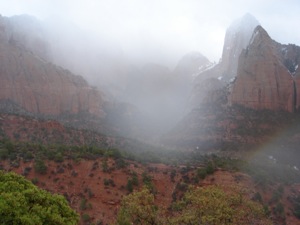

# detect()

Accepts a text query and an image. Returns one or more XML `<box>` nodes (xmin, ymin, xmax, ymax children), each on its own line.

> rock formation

<box><xmin>0</xmin><ymin>14</ymin><xmax>50</xmax><ymax>61</ymax></box>
<box><xmin>163</xmin><ymin>16</ymin><xmax>300</xmax><ymax>150</ymax></box>
<box><xmin>229</xmin><ymin>26</ymin><xmax>300</xmax><ymax>112</ymax></box>
<box><xmin>0</xmin><ymin>15</ymin><xmax>106</xmax><ymax>118</ymax></box>
<box><xmin>189</xmin><ymin>14</ymin><xmax>259</xmax><ymax>109</ymax></box>
<box><xmin>221</xmin><ymin>13</ymin><xmax>260</xmax><ymax>81</ymax></box>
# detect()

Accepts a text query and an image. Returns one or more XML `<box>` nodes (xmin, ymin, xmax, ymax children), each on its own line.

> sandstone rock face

<box><xmin>221</xmin><ymin>13</ymin><xmax>260</xmax><ymax>81</ymax></box>
<box><xmin>189</xmin><ymin>14</ymin><xmax>259</xmax><ymax>110</ymax></box>
<box><xmin>0</xmin><ymin>15</ymin><xmax>50</xmax><ymax>61</ymax></box>
<box><xmin>0</xmin><ymin>32</ymin><xmax>105</xmax><ymax>117</ymax></box>
<box><xmin>275</xmin><ymin>43</ymin><xmax>300</xmax><ymax>111</ymax></box>
<box><xmin>230</xmin><ymin>26</ymin><xmax>296</xmax><ymax>112</ymax></box>
<box><xmin>164</xmin><ymin>19</ymin><xmax>300</xmax><ymax>150</ymax></box>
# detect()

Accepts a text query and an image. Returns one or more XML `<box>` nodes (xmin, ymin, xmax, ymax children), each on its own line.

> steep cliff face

<box><xmin>229</xmin><ymin>26</ymin><xmax>297</xmax><ymax>112</ymax></box>
<box><xmin>0</xmin><ymin>43</ymin><xmax>105</xmax><ymax>117</ymax></box>
<box><xmin>192</xmin><ymin>14</ymin><xmax>259</xmax><ymax>84</ymax></box>
<box><xmin>221</xmin><ymin>13</ymin><xmax>260</xmax><ymax>81</ymax></box>
<box><xmin>0</xmin><ymin>15</ymin><xmax>50</xmax><ymax>61</ymax></box>
<box><xmin>275</xmin><ymin>43</ymin><xmax>300</xmax><ymax>111</ymax></box>
<box><xmin>163</xmin><ymin>19</ymin><xmax>300</xmax><ymax>151</ymax></box>
<box><xmin>0</xmin><ymin>15</ymin><xmax>105</xmax><ymax>118</ymax></box>
<box><xmin>189</xmin><ymin>14</ymin><xmax>259</xmax><ymax>109</ymax></box>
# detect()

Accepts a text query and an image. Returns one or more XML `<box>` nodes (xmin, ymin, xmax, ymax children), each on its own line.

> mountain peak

<box><xmin>219</xmin><ymin>14</ymin><xmax>260</xmax><ymax>81</ymax></box>
<box><xmin>228</xmin><ymin>13</ymin><xmax>260</xmax><ymax>33</ymax></box>
<box><xmin>175</xmin><ymin>51</ymin><xmax>210</xmax><ymax>71</ymax></box>
<box><xmin>248</xmin><ymin>25</ymin><xmax>271</xmax><ymax>47</ymax></box>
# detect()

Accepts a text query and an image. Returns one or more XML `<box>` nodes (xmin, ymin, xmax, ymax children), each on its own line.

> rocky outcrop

<box><xmin>0</xmin><ymin>14</ymin><xmax>50</xmax><ymax>61</ymax></box>
<box><xmin>0</xmin><ymin>29</ymin><xmax>105</xmax><ymax>117</ymax></box>
<box><xmin>221</xmin><ymin>13</ymin><xmax>260</xmax><ymax>81</ymax></box>
<box><xmin>192</xmin><ymin>14</ymin><xmax>259</xmax><ymax>84</ymax></box>
<box><xmin>189</xmin><ymin>14</ymin><xmax>259</xmax><ymax>109</ymax></box>
<box><xmin>229</xmin><ymin>26</ymin><xmax>296</xmax><ymax>112</ymax></box>
<box><xmin>163</xmin><ymin>18</ymin><xmax>300</xmax><ymax>151</ymax></box>
<box><xmin>275</xmin><ymin>43</ymin><xmax>300</xmax><ymax>111</ymax></box>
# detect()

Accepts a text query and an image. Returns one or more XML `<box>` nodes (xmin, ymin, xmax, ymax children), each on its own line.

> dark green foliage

<box><xmin>34</xmin><ymin>159</ymin><xmax>47</xmax><ymax>174</ymax></box>
<box><xmin>205</xmin><ymin>161</ymin><xmax>215</xmax><ymax>174</ymax></box>
<box><xmin>263</xmin><ymin>204</ymin><xmax>271</xmax><ymax>216</ymax></box>
<box><xmin>126</xmin><ymin>179</ymin><xmax>134</xmax><ymax>193</ymax></box>
<box><xmin>86</xmin><ymin>188</ymin><xmax>94</xmax><ymax>198</ymax></box>
<box><xmin>79</xmin><ymin>197</ymin><xmax>92</xmax><ymax>211</ymax></box>
<box><xmin>0</xmin><ymin>139</ymin><xmax>124</xmax><ymax>166</ymax></box>
<box><xmin>34</xmin><ymin>159</ymin><xmax>48</xmax><ymax>174</ymax></box>
<box><xmin>274</xmin><ymin>202</ymin><xmax>285</xmax><ymax>217</ymax></box>
<box><xmin>102</xmin><ymin>160</ymin><xmax>109</xmax><ymax>172</ymax></box>
<box><xmin>142</xmin><ymin>172</ymin><xmax>155</xmax><ymax>193</ymax></box>
<box><xmin>105</xmin><ymin>148</ymin><xmax>122</xmax><ymax>159</ymax></box>
<box><xmin>22</xmin><ymin>167</ymin><xmax>32</xmax><ymax>176</ymax></box>
<box><xmin>176</xmin><ymin>182</ymin><xmax>188</xmax><ymax>192</ymax></box>
<box><xmin>95</xmin><ymin>220</ymin><xmax>103</xmax><ymax>225</ymax></box>
<box><xmin>270</xmin><ymin>186</ymin><xmax>284</xmax><ymax>204</ymax></box>
<box><xmin>115</xmin><ymin>158</ymin><xmax>127</xmax><ymax>169</ymax></box>
<box><xmin>31</xmin><ymin>177</ymin><xmax>39</xmax><ymax>185</ymax></box>
<box><xmin>196</xmin><ymin>168</ymin><xmax>208</xmax><ymax>179</ymax></box>
<box><xmin>0</xmin><ymin>171</ymin><xmax>79</xmax><ymax>225</ymax></box>
<box><xmin>103</xmin><ymin>178</ymin><xmax>115</xmax><ymax>187</ymax></box>
<box><xmin>54</xmin><ymin>152</ymin><xmax>64</xmax><ymax>163</ymax></box>
<box><xmin>292</xmin><ymin>195</ymin><xmax>300</xmax><ymax>219</ymax></box>
<box><xmin>82</xmin><ymin>213</ymin><xmax>91</xmax><ymax>222</ymax></box>
<box><xmin>0</xmin><ymin>148</ymin><xmax>9</xmax><ymax>160</ymax></box>
<box><xmin>80</xmin><ymin>198</ymin><xmax>88</xmax><ymax>210</ymax></box>
<box><xmin>170</xmin><ymin>169</ymin><xmax>176</xmax><ymax>182</ymax></box>
<box><xmin>4</xmin><ymin>140</ymin><xmax>14</xmax><ymax>152</ymax></box>
<box><xmin>252</xmin><ymin>192</ymin><xmax>263</xmax><ymax>204</ymax></box>
<box><xmin>23</xmin><ymin>151</ymin><xmax>34</xmax><ymax>161</ymax></box>
<box><xmin>126</xmin><ymin>172</ymin><xmax>139</xmax><ymax>193</ymax></box>
<box><xmin>194</xmin><ymin>161</ymin><xmax>216</xmax><ymax>182</ymax></box>
<box><xmin>131</xmin><ymin>172</ymin><xmax>139</xmax><ymax>186</ymax></box>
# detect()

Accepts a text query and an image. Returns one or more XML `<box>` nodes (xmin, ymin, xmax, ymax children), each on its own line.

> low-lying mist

<box><xmin>16</xmin><ymin>16</ymin><xmax>212</xmax><ymax>140</ymax></box>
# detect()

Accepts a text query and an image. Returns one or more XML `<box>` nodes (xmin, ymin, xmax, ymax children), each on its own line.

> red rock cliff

<box><xmin>229</xmin><ymin>26</ymin><xmax>295</xmax><ymax>112</ymax></box>
<box><xmin>0</xmin><ymin>28</ymin><xmax>105</xmax><ymax>117</ymax></box>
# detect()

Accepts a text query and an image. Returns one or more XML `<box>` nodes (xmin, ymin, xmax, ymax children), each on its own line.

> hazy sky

<box><xmin>1</xmin><ymin>0</ymin><xmax>300</xmax><ymax>66</ymax></box>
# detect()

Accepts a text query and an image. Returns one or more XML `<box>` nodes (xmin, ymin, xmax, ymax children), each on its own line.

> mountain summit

<box><xmin>229</xmin><ymin>25</ymin><xmax>300</xmax><ymax>112</ymax></box>
<box><xmin>221</xmin><ymin>13</ymin><xmax>260</xmax><ymax>81</ymax></box>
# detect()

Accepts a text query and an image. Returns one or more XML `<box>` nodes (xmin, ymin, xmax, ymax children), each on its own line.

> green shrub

<box><xmin>0</xmin><ymin>171</ymin><xmax>79</xmax><ymax>224</ymax></box>
<box><xmin>82</xmin><ymin>213</ymin><xmax>91</xmax><ymax>222</ymax></box>
<box><xmin>34</xmin><ymin>159</ymin><xmax>48</xmax><ymax>174</ymax></box>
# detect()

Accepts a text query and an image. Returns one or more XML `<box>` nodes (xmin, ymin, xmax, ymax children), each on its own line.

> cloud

<box><xmin>0</xmin><ymin>0</ymin><xmax>299</xmax><ymax>66</ymax></box>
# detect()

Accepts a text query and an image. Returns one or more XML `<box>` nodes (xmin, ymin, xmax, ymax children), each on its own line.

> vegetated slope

<box><xmin>0</xmin><ymin>113</ymin><xmax>179</xmax><ymax>164</ymax></box>
<box><xmin>1</xmin><ymin>112</ymin><xmax>300</xmax><ymax>224</ymax></box>
<box><xmin>1</xmin><ymin>142</ymin><xmax>300</xmax><ymax>224</ymax></box>
<box><xmin>1</xmin><ymin>12</ymin><xmax>300</xmax><ymax>225</ymax></box>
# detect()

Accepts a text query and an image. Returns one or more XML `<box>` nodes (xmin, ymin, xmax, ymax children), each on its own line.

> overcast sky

<box><xmin>0</xmin><ymin>0</ymin><xmax>300</xmax><ymax>66</ymax></box>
